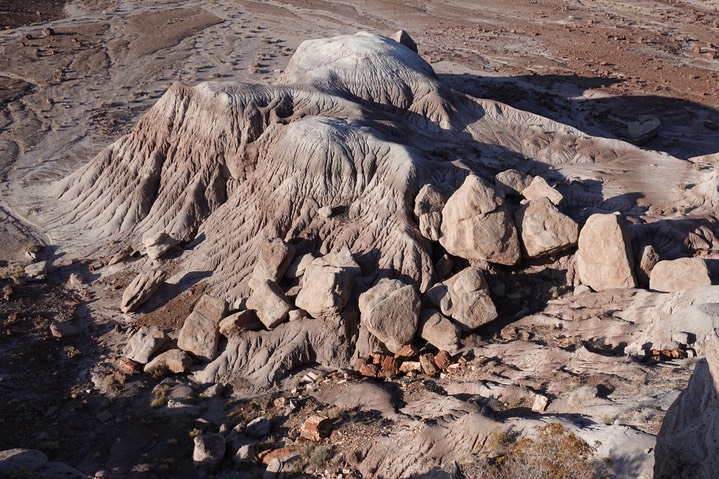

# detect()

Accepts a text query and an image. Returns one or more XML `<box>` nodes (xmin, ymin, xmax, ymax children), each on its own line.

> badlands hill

<box><xmin>2</xmin><ymin>2</ymin><xmax>719</xmax><ymax>478</ymax></box>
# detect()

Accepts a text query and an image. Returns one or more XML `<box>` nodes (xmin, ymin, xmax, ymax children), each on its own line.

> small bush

<box><xmin>463</xmin><ymin>423</ymin><xmax>613</xmax><ymax>479</ymax></box>
<box><xmin>151</xmin><ymin>384</ymin><xmax>169</xmax><ymax>408</ymax></box>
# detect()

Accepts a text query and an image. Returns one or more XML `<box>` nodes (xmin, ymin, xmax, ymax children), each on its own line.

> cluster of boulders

<box><xmin>117</xmin><ymin>168</ymin><xmax>716</xmax><ymax>378</ymax></box>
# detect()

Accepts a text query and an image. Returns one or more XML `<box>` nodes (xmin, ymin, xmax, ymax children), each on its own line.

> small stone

<box><xmin>234</xmin><ymin>444</ymin><xmax>257</xmax><ymax>464</ymax></box>
<box><xmin>285</xmin><ymin>253</ymin><xmax>315</xmax><ymax>279</ymax></box>
<box><xmin>300</xmin><ymin>416</ymin><xmax>331</xmax><ymax>442</ymax></box>
<box><xmin>649</xmin><ymin>258</ymin><xmax>712</xmax><ymax>292</ymax></box>
<box><xmin>522</xmin><ymin>176</ymin><xmax>563</xmax><ymax>205</ymax></box>
<box><xmin>249</xmin><ymin>238</ymin><xmax>296</xmax><ymax>290</ymax></box>
<box><xmin>434</xmin><ymin>350</ymin><xmax>453</xmax><ymax>370</ymax></box>
<box><xmin>123</xmin><ymin>326</ymin><xmax>168</xmax><ymax>364</ymax></box>
<box><xmin>144</xmin><ymin>349</ymin><xmax>192</xmax><ymax>376</ymax></box>
<box><xmin>394</xmin><ymin>344</ymin><xmax>418</xmax><ymax>360</ymax></box>
<box><xmin>143</xmin><ymin>231</ymin><xmax>178</xmax><ymax>260</ymax></box>
<box><xmin>219</xmin><ymin>310</ymin><xmax>263</xmax><ymax>336</ymax></box>
<box><xmin>50</xmin><ymin>321</ymin><xmax>80</xmax><ymax>338</ymax></box>
<box><xmin>288</xmin><ymin>309</ymin><xmax>309</xmax><ymax>321</ymax></box>
<box><xmin>193</xmin><ymin>433</ymin><xmax>226</xmax><ymax>470</ymax></box>
<box><xmin>246</xmin><ymin>417</ymin><xmax>272</xmax><ymax>438</ymax></box>
<box><xmin>419</xmin><ymin>353</ymin><xmax>438</xmax><ymax>375</ymax></box>
<box><xmin>318</xmin><ymin>206</ymin><xmax>335</xmax><ymax>218</ymax></box>
<box><xmin>532</xmin><ymin>394</ymin><xmax>550</xmax><ymax>413</ymax></box>
<box><xmin>359</xmin><ymin>363</ymin><xmax>379</xmax><ymax>377</ymax></box>
<box><xmin>24</xmin><ymin>261</ymin><xmax>48</xmax><ymax>281</ymax></box>
<box><xmin>96</xmin><ymin>410</ymin><xmax>112</xmax><ymax>422</ymax></box>
<box><xmin>399</xmin><ymin>361</ymin><xmax>422</xmax><ymax>373</ymax></box>
<box><xmin>200</xmin><ymin>383</ymin><xmax>225</xmax><ymax>399</ymax></box>
<box><xmin>106</xmin><ymin>246</ymin><xmax>133</xmax><ymax>266</ymax></box>
<box><xmin>628</xmin><ymin>117</ymin><xmax>661</xmax><ymax>144</ymax></box>
<box><xmin>117</xmin><ymin>357</ymin><xmax>142</xmax><ymax>375</ymax></box>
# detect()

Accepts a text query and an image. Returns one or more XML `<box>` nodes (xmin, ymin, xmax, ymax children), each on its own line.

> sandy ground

<box><xmin>1</xmin><ymin>0</ymin><xmax>719</xmax><ymax>477</ymax></box>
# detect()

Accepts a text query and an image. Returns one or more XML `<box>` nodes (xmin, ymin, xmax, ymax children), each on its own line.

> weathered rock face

<box><xmin>120</xmin><ymin>270</ymin><xmax>166</xmax><ymax>313</ymax></box>
<box><xmin>359</xmin><ymin>279</ymin><xmax>420</xmax><ymax>353</ymax></box>
<box><xmin>123</xmin><ymin>326</ymin><xmax>168</xmax><ymax>364</ymax></box>
<box><xmin>246</xmin><ymin>280</ymin><xmax>293</xmax><ymax>329</ymax></box>
<box><xmin>440</xmin><ymin>175</ymin><xmax>520</xmax><ymax>265</ymax></box>
<box><xmin>294</xmin><ymin>260</ymin><xmax>354</xmax><ymax>318</ymax></box>
<box><xmin>655</xmin><ymin>332</ymin><xmax>719</xmax><ymax>478</ymax></box>
<box><xmin>514</xmin><ymin>197</ymin><xmax>578</xmax><ymax>258</ymax></box>
<box><xmin>441</xmin><ymin>266</ymin><xmax>497</xmax><ymax>331</ymax></box>
<box><xmin>576</xmin><ymin>213</ymin><xmax>637</xmax><ymax>291</ymax></box>
<box><xmin>177</xmin><ymin>311</ymin><xmax>221</xmax><ymax>362</ymax></box>
<box><xmin>414</xmin><ymin>184</ymin><xmax>446</xmax><ymax>241</ymax></box>
<box><xmin>649</xmin><ymin>258</ymin><xmax>712</xmax><ymax>292</ymax></box>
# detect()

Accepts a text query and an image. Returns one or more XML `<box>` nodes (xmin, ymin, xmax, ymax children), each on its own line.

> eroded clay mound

<box><xmin>48</xmin><ymin>31</ymin><xmax>703</xmax><ymax>303</ymax></box>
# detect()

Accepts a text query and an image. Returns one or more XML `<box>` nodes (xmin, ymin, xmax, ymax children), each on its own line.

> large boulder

<box><xmin>418</xmin><ymin>309</ymin><xmax>461</xmax><ymax>353</ymax></box>
<box><xmin>177</xmin><ymin>311</ymin><xmax>222</xmax><ymax>362</ymax></box>
<box><xmin>439</xmin><ymin>175</ymin><xmax>520</xmax><ymax>265</ymax></box>
<box><xmin>248</xmin><ymin>238</ymin><xmax>296</xmax><ymax>290</ymax></box>
<box><xmin>359</xmin><ymin>279</ymin><xmax>420</xmax><ymax>353</ymax></box>
<box><xmin>295</xmin><ymin>259</ymin><xmax>354</xmax><ymax>318</ymax></box>
<box><xmin>576</xmin><ymin>213</ymin><xmax>637</xmax><ymax>291</ymax></box>
<box><xmin>142</xmin><ymin>231</ymin><xmax>178</xmax><ymax>260</ymax></box>
<box><xmin>655</xmin><ymin>331</ymin><xmax>719</xmax><ymax>478</ymax></box>
<box><xmin>193</xmin><ymin>294</ymin><xmax>228</xmax><ymax>323</ymax></box>
<box><xmin>414</xmin><ymin>184</ymin><xmax>446</xmax><ymax>241</ymax></box>
<box><xmin>123</xmin><ymin>326</ymin><xmax>168</xmax><ymax>364</ymax></box>
<box><xmin>649</xmin><ymin>258</ymin><xmax>712</xmax><ymax>292</ymax></box>
<box><xmin>440</xmin><ymin>266</ymin><xmax>497</xmax><ymax>331</ymax></box>
<box><xmin>219</xmin><ymin>310</ymin><xmax>264</xmax><ymax>336</ymax></box>
<box><xmin>246</xmin><ymin>280</ymin><xmax>293</xmax><ymax>329</ymax></box>
<box><xmin>514</xmin><ymin>197</ymin><xmax>578</xmax><ymax>258</ymax></box>
<box><xmin>120</xmin><ymin>270</ymin><xmax>166</xmax><ymax>313</ymax></box>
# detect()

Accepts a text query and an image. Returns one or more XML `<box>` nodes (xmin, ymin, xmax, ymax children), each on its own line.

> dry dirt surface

<box><xmin>1</xmin><ymin>1</ymin><xmax>719</xmax><ymax>479</ymax></box>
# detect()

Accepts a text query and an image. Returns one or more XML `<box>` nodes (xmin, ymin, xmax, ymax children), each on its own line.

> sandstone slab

<box><xmin>576</xmin><ymin>213</ymin><xmax>637</xmax><ymax>291</ymax></box>
<box><xmin>514</xmin><ymin>197</ymin><xmax>578</xmax><ymax>258</ymax></box>
<box><xmin>247</xmin><ymin>280</ymin><xmax>293</xmax><ymax>329</ymax></box>
<box><xmin>219</xmin><ymin>310</ymin><xmax>263</xmax><ymax>336</ymax></box>
<box><xmin>143</xmin><ymin>231</ymin><xmax>178</xmax><ymax>260</ymax></box>
<box><xmin>414</xmin><ymin>183</ymin><xmax>446</xmax><ymax>241</ymax></box>
<box><xmin>522</xmin><ymin>175</ymin><xmax>563</xmax><ymax>205</ymax></box>
<box><xmin>650</xmin><ymin>258</ymin><xmax>712</xmax><ymax>292</ymax></box>
<box><xmin>418</xmin><ymin>309</ymin><xmax>460</xmax><ymax>353</ymax></box>
<box><xmin>442</xmin><ymin>267</ymin><xmax>497</xmax><ymax>331</ymax></box>
<box><xmin>123</xmin><ymin>326</ymin><xmax>168</xmax><ymax>364</ymax></box>
<box><xmin>295</xmin><ymin>260</ymin><xmax>353</xmax><ymax>318</ymax></box>
<box><xmin>177</xmin><ymin>311</ymin><xmax>221</xmax><ymax>362</ymax></box>
<box><xmin>440</xmin><ymin>175</ymin><xmax>520</xmax><ymax>265</ymax></box>
<box><xmin>359</xmin><ymin>278</ymin><xmax>420</xmax><ymax>353</ymax></box>
<box><xmin>120</xmin><ymin>270</ymin><xmax>166</xmax><ymax>313</ymax></box>
<box><xmin>249</xmin><ymin>238</ymin><xmax>295</xmax><ymax>290</ymax></box>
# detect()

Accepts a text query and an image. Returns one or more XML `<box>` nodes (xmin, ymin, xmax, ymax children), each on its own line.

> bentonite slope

<box><xmin>47</xmin><ymin>31</ymin><xmax>712</xmax><ymax>303</ymax></box>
